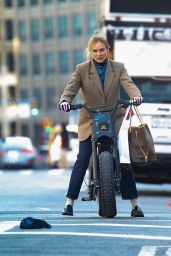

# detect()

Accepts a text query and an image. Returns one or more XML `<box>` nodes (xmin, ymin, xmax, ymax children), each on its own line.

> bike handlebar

<box><xmin>70</xmin><ymin>99</ymin><xmax>138</xmax><ymax>111</ymax></box>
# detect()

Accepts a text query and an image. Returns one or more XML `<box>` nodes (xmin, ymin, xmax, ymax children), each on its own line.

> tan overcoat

<box><xmin>59</xmin><ymin>59</ymin><xmax>141</xmax><ymax>141</ymax></box>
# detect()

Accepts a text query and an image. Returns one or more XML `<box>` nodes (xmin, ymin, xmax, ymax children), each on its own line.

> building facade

<box><xmin>0</xmin><ymin>0</ymin><xmax>98</xmax><ymax>144</ymax></box>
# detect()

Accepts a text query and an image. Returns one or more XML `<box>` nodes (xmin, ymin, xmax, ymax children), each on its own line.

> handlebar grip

<box><xmin>70</xmin><ymin>104</ymin><xmax>83</xmax><ymax>110</ymax></box>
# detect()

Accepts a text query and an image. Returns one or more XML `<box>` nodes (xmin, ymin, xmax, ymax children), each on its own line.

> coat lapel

<box><xmin>104</xmin><ymin>60</ymin><xmax>116</xmax><ymax>99</ymax></box>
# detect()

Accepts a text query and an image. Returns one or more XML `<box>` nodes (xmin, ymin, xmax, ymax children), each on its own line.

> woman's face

<box><xmin>91</xmin><ymin>41</ymin><xmax>108</xmax><ymax>63</ymax></box>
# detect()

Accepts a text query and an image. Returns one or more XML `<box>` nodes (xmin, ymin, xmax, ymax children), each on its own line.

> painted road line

<box><xmin>19</xmin><ymin>170</ymin><xmax>32</xmax><ymax>176</ymax></box>
<box><xmin>1</xmin><ymin>221</ymin><xmax>171</xmax><ymax>241</ymax></box>
<box><xmin>138</xmin><ymin>246</ymin><xmax>157</xmax><ymax>256</ymax></box>
<box><xmin>138</xmin><ymin>246</ymin><xmax>171</xmax><ymax>256</ymax></box>
<box><xmin>51</xmin><ymin>223</ymin><xmax>171</xmax><ymax>229</ymax></box>
<box><xmin>0</xmin><ymin>221</ymin><xmax>20</xmax><ymax>232</ymax></box>
<box><xmin>48</xmin><ymin>169</ymin><xmax>65</xmax><ymax>175</ymax></box>
<box><xmin>36</xmin><ymin>207</ymin><xmax>51</xmax><ymax>211</ymax></box>
<box><xmin>1</xmin><ymin>231</ymin><xmax>171</xmax><ymax>240</ymax></box>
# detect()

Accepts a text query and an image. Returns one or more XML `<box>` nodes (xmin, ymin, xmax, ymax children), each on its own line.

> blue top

<box><xmin>93</xmin><ymin>59</ymin><xmax>107</xmax><ymax>89</ymax></box>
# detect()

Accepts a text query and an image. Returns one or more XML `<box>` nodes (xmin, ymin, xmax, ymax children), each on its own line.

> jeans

<box><xmin>66</xmin><ymin>137</ymin><xmax>138</xmax><ymax>200</ymax></box>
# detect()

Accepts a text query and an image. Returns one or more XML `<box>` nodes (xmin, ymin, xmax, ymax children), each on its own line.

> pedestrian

<box><xmin>58</xmin><ymin>122</ymin><xmax>70</xmax><ymax>168</ymax></box>
<box><xmin>59</xmin><ymin>34</ymin><xmax>144</xmax><ymax>217</ymax></box>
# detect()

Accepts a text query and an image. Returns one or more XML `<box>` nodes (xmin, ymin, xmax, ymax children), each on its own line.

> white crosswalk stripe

<box><xmin>138</xmin><ymin>246</ymin><xmax>171</xmax><ymax>256</ymax></box>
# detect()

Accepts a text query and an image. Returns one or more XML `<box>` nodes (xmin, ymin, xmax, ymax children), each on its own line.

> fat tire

<box><xmin>98</xmin><ymin>151</ymin><xmax>117</xmax><ymax>218</ymax></box>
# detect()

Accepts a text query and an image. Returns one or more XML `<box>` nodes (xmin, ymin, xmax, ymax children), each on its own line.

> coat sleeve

<box><xmin>119</xmin><ymin>64</ymin><xmax>142</xmax><ymax>99</ymax></box>
<box><xmin>59</xmin><ymin>65</ymin><xmax>82</xmax><ymax>104</ymax></box>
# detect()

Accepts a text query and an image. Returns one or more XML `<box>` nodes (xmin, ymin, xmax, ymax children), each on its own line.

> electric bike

<box><xmin>70</xmin><ymin>99</ymin><xmax>134</xmax><ymax>218</ymax></box>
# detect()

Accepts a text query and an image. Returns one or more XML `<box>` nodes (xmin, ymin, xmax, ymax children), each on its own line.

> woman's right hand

<box><xmin>59</xmin><ymin>101</ymin><xmax>71</xmax><ymax>112</ymax></box>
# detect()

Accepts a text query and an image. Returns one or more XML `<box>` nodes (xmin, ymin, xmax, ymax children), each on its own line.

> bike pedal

<box><xmin>81</xmin><ymin>196</ymin><xmax>96</xmax><ymax>201</ymax></box>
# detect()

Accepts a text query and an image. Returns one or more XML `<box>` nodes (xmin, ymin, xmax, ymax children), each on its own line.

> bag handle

<box><xmin>123</xmin><ymin>105</ymin><xmax>132</xmax><ymax>121</ymax></box>
<box><xmin>133</xmin><ymin>106</ymin><xmax>144</xmax><ymax>125</ymax></box>
<box><xmin>131</xmin><ymin>106</ymin><xmax>152</xmax><ymax>162</ymax></box>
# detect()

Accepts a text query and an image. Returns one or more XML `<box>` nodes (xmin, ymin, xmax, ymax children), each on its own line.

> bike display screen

<box><xmin>99</xmin><ymin>123</ymin><xmax>109</xmax><ymax>131</ymax></box>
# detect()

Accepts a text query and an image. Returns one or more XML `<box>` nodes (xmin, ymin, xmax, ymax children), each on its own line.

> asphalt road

<box><xmin>0</xmin><ymin>168</ymin><xmax>171</xmax><ymax>256</ymax></box>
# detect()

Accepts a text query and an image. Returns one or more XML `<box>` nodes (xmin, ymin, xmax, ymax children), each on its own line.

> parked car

<box><xmin>0</xmin><ymin>136</ymin><xmax>38</xmax><ymax>169</ymax></box>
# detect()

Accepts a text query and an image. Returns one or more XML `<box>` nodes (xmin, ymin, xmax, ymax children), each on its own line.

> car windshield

<box><xmin>133</xmin><ymin>77</ymin><xmax>171</xmax><ymax>104</ymax></box>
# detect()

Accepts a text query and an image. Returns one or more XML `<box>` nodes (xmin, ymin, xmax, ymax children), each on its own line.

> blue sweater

<box><xmin>93</xmin><ymin>59</ymin><xmax>107</xmax><ymax>89</ymax></box>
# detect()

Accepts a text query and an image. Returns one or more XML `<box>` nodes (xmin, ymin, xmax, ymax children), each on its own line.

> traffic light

<box><xmin>31</xmin><ymin>102</ymin><xmax>39</xmax><ymax>116</ymax></box>
<box><xmin>40</xmin><ymin>117</ymin><xmax>53</xmax><ymax>134</ymax></box>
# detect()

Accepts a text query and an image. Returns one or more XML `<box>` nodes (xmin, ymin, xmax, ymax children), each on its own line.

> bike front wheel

<box><xmin>98</xmin><ymin>151</ymin><xmax>117</xmax><ymax>218</ymax></box>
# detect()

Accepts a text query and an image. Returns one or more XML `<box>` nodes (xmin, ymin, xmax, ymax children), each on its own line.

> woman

<box><xmin>59</xmin><ymin>35</ymin><xmax>144</xmax><ymax>217</ymax></box>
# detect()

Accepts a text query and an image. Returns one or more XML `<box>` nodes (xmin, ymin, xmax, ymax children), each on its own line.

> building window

<box><xmin>44</xmin><ymin>52</ymin><xmax>55</xmax><ymax>74</ymax></box>
<box><xmin>73</xmin><ymin>49</ymin><xmax>83</xmax><ymax>67</ymax></box>
<box><xmin>46</xmin><ymin>87</ymin><xmax>56</xmax><ymax>109</ymax></box>
<box><xmin>17</xmin><ymin>0</ymin><xmax>25</xmax><ymax>7</ymax></box>
<box><xmin>7</xmin><ymin>52</ymin><xmax>14</xmax><ymax>72</ymax></box>
<box><xmin>21</xmin><ymin>123</ymin><xmax>29</xmax><ymax>137</ymax></box>
<box><xmin>43</xmin><ymin>0</ymin><xmax>53</xmax><ymax>4</ymax></box>
<box><xmin>72</xmin><ymin>14</ymin><xmax>82</xmax><ymax>36</ymax></box>
<box><xmin>20</xmin><ymin>88</ymin><xmax>28</xmax><ymax>103</ymax></box>
<box><xmin>33</xmin><ymin>88</ymin><xmax>42</xmax><ymax>108</ymax></box>
<box><xmin>19</xmin><ymin>54</ymin><xmax>28</xmax><ymax>76</ymax></box>
<box><xmin>59</xmin><ymin>51</ymin><xmax>69</xmax><ymax>73</ymax></box>
<box><xmin>87</xmin><ymin>12</ymin><xmax>97</xmax><ymax>35</ymax></box>
<box><xmin>32</xmin><ymin>53</ymin><xmax>41</xmax><ymax>75</ymax></box>
<box><xmin>31</xmin><ymin>19</ymin><xmax>40</xmax><ymax>41</ymax></box>
<box><xmin>58</xmin><ymin>16</ymin><xmax>68</xmax><ymax>38</ymax></box>
<box><xmin>30</xmin><ymin>0</ymin><xmax>38</xmax><ymax>6</ymax></box>
<box><xmin>44</xmin><ymin>17</ymin><xmax>54</xmax><ymax>40</ymax></box>
<box><xmin>5</xmin><ymin>20</ymin><xmax>13</xmax><ymax>40</ymax></box>
<box><xmin>33</xmin><ymin>123</ymin><xmax>42</xmax><ymax>143</ymax></box>
<box><xmin>18</xmin><ymin>20</ymin><xmax>26</xmax><ymax>41</ymax></box>
<box><xmin>4</xmin><ymin>0</ymin><xmax>13</xmax><ymax>7</ymax></box>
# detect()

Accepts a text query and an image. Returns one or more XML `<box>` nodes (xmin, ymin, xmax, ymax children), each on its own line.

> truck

<box><xmin>99</xmin><ymin>0</ymin><xmax>171</xmax><ymax>183</ymax></box>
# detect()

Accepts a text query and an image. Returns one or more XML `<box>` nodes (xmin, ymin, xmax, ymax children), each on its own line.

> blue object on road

<box><xmin>20</xmin><ymin>217</ymin><xmax>51</xmax><ymax>229</ymax></box>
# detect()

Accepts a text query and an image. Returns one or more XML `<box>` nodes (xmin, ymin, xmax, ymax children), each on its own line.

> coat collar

<box><xmin>89</xmin><ymin>59</ymin><xmax>115</xmax><ymax>100</ymax></box>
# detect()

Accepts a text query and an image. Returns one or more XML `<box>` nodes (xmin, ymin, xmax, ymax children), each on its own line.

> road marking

<box><xmin>1</xmin><ymin>231</ymin><xmax>171</xmax><ymax>240</ymax></box>
<box><xmin>166</xmin><ymin>247</ymin><xmax>171</xmax><ymax>256</ymax></box>
<box><xmin>1</xmin><ymin>221</ymin><xmax>171</xmax><ymax>240</ymax></box>
<box><xmin>0</xmin><ymin>221</ymin><xmax>20</xmax><ymax>232</ymax></box>
<box><xmin>19</xmin><ymin>170</ymin><xmax>32</xmax><ymax>175</ymax></box>
<box><xmin>138</xmin><ymin>246</ymin><xmax>157</xmax><ymax>256</ymax></box>
<box><xmin>36</xmin><ymin>207</ymin><xmax>50</xmax><ymax>211</ymax></box>
<box><xmin>48</xmin><ymin>169</ymin><xmax>65</xmax><ymax>175</ymax></box>
<box><xmin>51</xmin><ymin>223</ymin><xmax>171</xmax><ymax>229</ymax></box>
<box><xmin>138</xmin><ymin>246</ymin><xmax>171</xmax><ymax>256</ymax></box>
<box><xmin>2</xmin><ymin>221</ymin><xmax>171</xmax><ymax>231</ymax></box>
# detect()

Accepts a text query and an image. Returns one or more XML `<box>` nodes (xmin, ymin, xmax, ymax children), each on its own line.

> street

<box><xmin>0</xmin><ymin>168</ymin><xmax>171</xmax><ymax>256</ymax></box>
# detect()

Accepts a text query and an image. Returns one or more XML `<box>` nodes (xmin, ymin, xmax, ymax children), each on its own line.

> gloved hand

<box><xmin>59</xmin><ymin>101</ymin><xmax>71</xmax><ymax>112</ymax></box>
<box><xmin>133</xmin><ymin>96</ymin><xmax>143</xmax><ymax>106</ymax></box>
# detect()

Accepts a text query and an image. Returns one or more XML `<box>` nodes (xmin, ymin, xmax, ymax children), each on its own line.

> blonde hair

<box><xmin>84</xmin><ymin>35</ymin><xmax>110</xmax><ymax>61</ymax></box>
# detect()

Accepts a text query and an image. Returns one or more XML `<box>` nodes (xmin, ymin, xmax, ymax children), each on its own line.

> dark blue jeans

<box><xmin>66</xmin><ymin>137</ymin><xmax>138</xmax><ymax>200</ymax></box>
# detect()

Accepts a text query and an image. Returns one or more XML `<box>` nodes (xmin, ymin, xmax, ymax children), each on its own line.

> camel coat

<box><xmin>59</xmin><ymin>59</ymin><xmax>141</xmax><ymax>141</ymax></box>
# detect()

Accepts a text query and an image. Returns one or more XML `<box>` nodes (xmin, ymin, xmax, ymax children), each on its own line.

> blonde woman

<box><xmin>59</xmin><ymin>35</ymin><xmax>144</xmax><ymax>217</ymax></box>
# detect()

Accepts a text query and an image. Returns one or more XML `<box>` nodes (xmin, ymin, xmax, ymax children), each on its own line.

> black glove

<box><xmin>59</xmin><ymin>101</ymin><xmax>71</xmax><ymax>112</ymax></box>
<box><xmin>133</xmin><ymin>96</ymin><xmax>143</xmax><ymax>106</ymax></box>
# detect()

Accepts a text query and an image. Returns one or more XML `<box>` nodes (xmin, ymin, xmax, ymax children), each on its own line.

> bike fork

<box><xmin>92</xmin><ymin>139</ymin><xmax>100</xmax><ymax>189</ymax></box>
